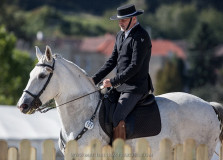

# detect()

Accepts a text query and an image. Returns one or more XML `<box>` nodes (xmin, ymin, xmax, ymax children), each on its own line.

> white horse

<box><xmin>17</xmin><ymin>46</ymin><xmax>223</xmax><ymax>159</ymax></box>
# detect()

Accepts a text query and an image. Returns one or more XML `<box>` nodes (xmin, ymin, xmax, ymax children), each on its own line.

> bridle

<box><xmin>23</xmin><ymin>58</ymin><xmax>102</xmax><ymax>113</ymax></box>
<box><xmin>23</xmin><ymin>58</ymin><xmax>55</xmax><ymax>110</ymax></box>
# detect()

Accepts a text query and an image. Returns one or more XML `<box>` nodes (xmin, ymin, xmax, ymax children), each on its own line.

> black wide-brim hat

<box><xmin>110</xmin><ymin>4</ymin><xmax>144</xmax><ymax>20</ymax></box>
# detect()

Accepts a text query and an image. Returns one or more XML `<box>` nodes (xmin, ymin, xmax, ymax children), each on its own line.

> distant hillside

<box><xmin>8</xmin><ymin>0</ymin><xmax>223</xmax><ymax>14</ymax></box>
<box><xmin>10</xmin><ymin>0</ymin><xmax>128</xmax><ymax>15</ymax></box>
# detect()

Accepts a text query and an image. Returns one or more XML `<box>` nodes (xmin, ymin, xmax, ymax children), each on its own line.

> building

<box><xmin>33</xmin><ymin>34</ymin><xmax>186</xmax><ymax>84</ymax></box>
<box><xmin>96</xmin><ymin>37</ymin><xmax>186</xmax><ymax>84</ymax></box>
<box><xmin>0</xmin><ymin>105</ymin><xmax>62</xmax><ymax>160</ymax></box>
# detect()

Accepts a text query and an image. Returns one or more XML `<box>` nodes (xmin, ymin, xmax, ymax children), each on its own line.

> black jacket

<box><xmin>92</xmin><ymin>24</ymin><xmax>153</xmax><ymax>94</ymax></box>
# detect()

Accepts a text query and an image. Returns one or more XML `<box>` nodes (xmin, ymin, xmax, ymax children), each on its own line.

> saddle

<box><xmin>99</xmin><ymin>89</ymin><xmax>161</xmax><ymax>140</ymax></box>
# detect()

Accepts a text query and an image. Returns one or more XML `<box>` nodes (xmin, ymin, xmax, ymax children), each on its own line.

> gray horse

<box><xmin>17</xmin><ymin>46</ymin><xmax>223</xmax><ymax>159</ymax></box>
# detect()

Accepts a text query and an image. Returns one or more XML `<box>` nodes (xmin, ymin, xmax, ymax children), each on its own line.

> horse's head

<box><xmin>17</xmin><ymin>46</ymin><xmax>59</xmax><ymax>114</ymax></box>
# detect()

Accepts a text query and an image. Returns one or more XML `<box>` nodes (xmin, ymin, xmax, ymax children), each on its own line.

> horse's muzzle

<box><xmin>18</xmin><ymin>103</ymin><xmax>29</xmax><ymax>113</ymax></box>
<box><xmin>18</xmin><ymin>103</ymin><xmax>36</xmax><ymax>114</ymax></box>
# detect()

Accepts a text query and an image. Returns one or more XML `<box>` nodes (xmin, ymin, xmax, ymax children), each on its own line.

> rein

<box><xmin>37</xmin><ymin>88</ymin><xmax>102</xmax><ymax>113</ymax></box>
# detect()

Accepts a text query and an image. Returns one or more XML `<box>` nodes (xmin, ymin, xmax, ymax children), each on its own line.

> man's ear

<box><xmin>45</xmin><ymin>45</ymin><xmax>53</xmax><ymax>62</ymax></box>
<box><xmin>35</xmin><ymin>46</ymin><xmax>43</xmax><ymax>61</ymax></box>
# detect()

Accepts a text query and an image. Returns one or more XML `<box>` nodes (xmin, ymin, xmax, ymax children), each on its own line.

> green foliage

<box><xmin>14</xmin><ymin>0</ymin><xmax>125</xmax><ymax>15</ymax></box>
<box><xmin>8</xmin><ymin>0</ymin><xmax>223</xmax><ymax>14</ymax></box>
<box><xmin>25</xmin><ymin>6</ymin><xmax>65</xmax><ymax>38</ymax></box>
<box><xmin>145</xmin><ymin>4</ymin><xmax>198</xmax><ymax>39</ymax></box>
<box><xmin>60</xmin><ymin>13</ymin><xmax>107</xmax><ymax>36</ymax></box>
<box><xmin>190</xmin><ymin>0</ymin><xmax>223</xmax><ymax>11</ymax></box>
<box><xmin>1</xmin><ymin>1</ymin><xmax>223</xmax><ymax>44</ymax></box>
<box><xmin>141</xmin><ymin>4</ymin><xmax>223</xmax><ymax>42</ymax></box>
<box><xmin>199</xmin><ymin>8</ymin><xmax>223</xmax><ymax>42</ymax></box>
<box><xmin>188</xmin><ymin>22</ymin><xmax>221</xmax><ymax>88</ymax></box>
<box><xmin>0</xmin><ymin>26</ymin><xmax>35</xmax><ymax>105</ymax></box>
<box><xmin>0</xmin><ymin>5</ymin><xmax>33</xmax><ymax>42</ymax></box>
<box><xmin>24</xmin><ymin>6</ymin><xmax>114</xmax><ymax>38</ymax></box>
<box><xmin>191</xmin><ymin>84</ymin><xmax>223</xmax><ymax>103</ymax></box>
<box><xmin>155</xmin><ymin>56</ymin><xmax>185</xmax><ymax>95</ymax></box>
<box><xmin>195</xmin><ymin>64</ymin><xmax>223</xmax><ymax>103</ymax></box>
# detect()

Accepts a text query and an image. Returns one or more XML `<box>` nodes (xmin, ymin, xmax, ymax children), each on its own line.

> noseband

<box><xmin>23</xmin><ymin>59</ymin><xmax>55</xmax><ymax>109</ymax></box>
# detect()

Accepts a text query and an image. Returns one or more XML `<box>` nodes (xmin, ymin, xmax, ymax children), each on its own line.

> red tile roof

<box><xmin>151</xmin><ymin>40</ymin><xmax>186</xmax><ymax>59</ymax></box>
<box><xmin>79</xmin><ymin>34</ymin><xmax>115</xmax><ymax>53</ymax></box>
<box><xmin>97</xmin><ymin>35</ymin><xmax>115</xmax><ymax>56</ymax></box>
<box><xmin>80</xmin><ymin>34</ymin><xmax>186</xmax><ymax>59</ymax></box>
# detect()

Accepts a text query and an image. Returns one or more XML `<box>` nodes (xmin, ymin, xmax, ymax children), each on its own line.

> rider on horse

<box><xmin>92</xmin><ymin>4</ymin><xmax>153</xmax><ymax>141</ymax></box>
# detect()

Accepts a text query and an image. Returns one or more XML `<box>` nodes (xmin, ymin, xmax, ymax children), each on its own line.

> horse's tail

<box><xmin>210</xmin><ymin>102</ymin><xmax>223</xmax><ymax>142</ymax></box>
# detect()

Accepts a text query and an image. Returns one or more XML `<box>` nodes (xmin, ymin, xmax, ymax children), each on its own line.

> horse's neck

<box><xmin>54</xmin><ymin>58</ymin><xmax>99</xmax><ymax>140</ymax></box>
<box><xmin>55</xmin><ymin>58</ymin><xmax>96</xmax><ymax>102</ymax></box>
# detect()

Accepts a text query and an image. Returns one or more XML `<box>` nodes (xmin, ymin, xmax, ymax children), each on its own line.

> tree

<box><xmin>188</xmin><ymin>22</ymin><xmax>221</xmax><ymax>88</ymax></box>
<box><xmin>0</xmin><ymin>26</ymin><xmax>35</xmax><ymax>105</ymax></box>
<box><xmin>153</xmin><ymin>4</ymin><xmax>198</xmax><ymax>39</ymax></box>
<box><xmin>127</xmin><ymin>0</ymin><xmax>147</xmax><ymax>11</ymax></box>
<box><xmin>191</xmin><ymin>84</ymin><xmax>223</xmax><ymax>103</ymax></box>
<box><xmin>0</xmin><ymin>4</ymin><xmax>32</xmax><ymax>43</ymax></box>
<box><xmin>155</xmin><ymin>56</ymin><xmax>185</xmax><ymax>95</ymax></box>
<box><xmin>199</xmin><ymin>8</ymin><xmax>223</xmax><ymax>43</ymax></box>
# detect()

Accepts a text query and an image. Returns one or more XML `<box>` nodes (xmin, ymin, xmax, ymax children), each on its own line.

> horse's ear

<box><xmin>35</xmin><ymin>46</ymin><xmax>43</xmax><ymax>61</ymax></box>
<box><xmin>45</xmin><ymin>45</ymin><xmax>53</xmax><ymax>62</ymax></box>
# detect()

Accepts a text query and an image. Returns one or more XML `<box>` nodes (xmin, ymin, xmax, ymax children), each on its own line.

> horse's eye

<box><xmin>38</xmin><ymin>73</ymin><xmax>47</xmax><ymax>79</ymax></box>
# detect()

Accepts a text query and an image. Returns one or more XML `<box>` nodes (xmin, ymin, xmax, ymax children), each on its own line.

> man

<box><xmin>92</xmin><ymin>4</ymin><xmax>153</xmax><ymax>140</ymax></box>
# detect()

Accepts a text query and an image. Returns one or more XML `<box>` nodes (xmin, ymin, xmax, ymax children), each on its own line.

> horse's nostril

<box><xmin>20</xmin><ymin>104</ymin><xmax>29</xmax><ymax>110</ymax></box>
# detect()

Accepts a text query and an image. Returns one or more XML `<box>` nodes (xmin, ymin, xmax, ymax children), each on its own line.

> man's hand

<box><xmin>103</xmin><ymin>79</ymin><xmax>112</xmax><ymax>88</ymax></box>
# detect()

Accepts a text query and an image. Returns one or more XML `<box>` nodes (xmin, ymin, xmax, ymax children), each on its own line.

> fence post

<box><xmin>113</xmin><ymin>139</ymin><xmax>125</xmax><ymax>160</ymax></box>
<box><xmin>19</xmin><ymin>139</ymin><xmax>31</xmax><ymax>160</ymax></box>
<box><xmin>30</xmin><ymin>147</ymin><xmax>36</xmax><ymax>160</ymax></box>
<box><xmin>136</xmin><ymin>138</ymin><xmax>149</xmax><ymax>160</ymax></box>
<box><xmin>89</xmin><ymin>139</ymin><xmax>102</xmax><ymax>160</ymax></box>
<box><xmin>102</xmin><ymin>145</ymin><xmax>113</xmax><ymax>160</ymax></box>
<box><xmin>148</xmin><ymin>145</ymin><xmax>152</xmax><ymax>160</ymax></box>
<box><xmin>173</xmin><ymin>144</ymin><xmax>183</xmax><ymax>160</ymax></box>
<box><xmin>65</xmin><ymin>140</ymin><xmax>78</xmax><ymax>160</ymax></box>
<box><xmin>83</xmin><ymin>145</ymin><xmax>91</xmax><ymax>160</ymax></box>
<box><xmin>196</xmin><ymin>144</ymin><xmax>208</xmax><ymax>160</ymax></box>
<box><xmin>220</xmin><ymin>142</ymin><xmax>223</xmax><ymax>160</ymax></box>
<box><xmin>42</xmin><ymin>139</ymin><xmax>55</xmax><ymax>160</ymax></box>
<box><xmin>183</xmin><ymin>139</ymin><xmax>196</xmax><ymax>160</ymax></box>
<box><xmin>159</xmin><ymin>138</ymin><xmax>173</xmax><ymax>160</ymax></box>
<box><xmin>124</xmin><ymin>144</ymin><xmax>132</xmax><ymax>160</ymax></box>
<box><xmin>8</xmin><ymin>147</ymin><xmax>17</xmax><ymax>160</ymax></box>
<box><xmin>0</xmin><ymin>140</ymin><xmax>8</xmax><ymax>160</ymax></box>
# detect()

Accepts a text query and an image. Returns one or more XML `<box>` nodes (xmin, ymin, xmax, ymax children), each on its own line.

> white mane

<box><xmin>52</xmin><ymin>54</ymin><xmax>88</xmax><ymax>76</ymax></box>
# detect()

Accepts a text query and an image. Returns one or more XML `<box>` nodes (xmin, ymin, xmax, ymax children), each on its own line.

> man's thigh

<box><xmin>113</xmin><ymin>92</ymin><xmax>143</xmax><ymax>127</ymax></box>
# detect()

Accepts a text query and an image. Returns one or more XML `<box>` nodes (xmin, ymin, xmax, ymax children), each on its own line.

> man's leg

<box><xmin>113</xmin><ymin>92</ymin><xmax>143</xmax><ymax>140</ymax></box>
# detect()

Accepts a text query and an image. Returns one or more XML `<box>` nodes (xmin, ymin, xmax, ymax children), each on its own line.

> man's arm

<box><xmin>92</xmin><ymin>43</ymin><xmax>118</xmax><ymax>85</ymax></box>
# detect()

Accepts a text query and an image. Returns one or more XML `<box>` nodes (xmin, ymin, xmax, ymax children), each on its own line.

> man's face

<box><xmin>118</xmin><ymin>18</ymin><xmax>131</xmax><ymax>31</ymax></box>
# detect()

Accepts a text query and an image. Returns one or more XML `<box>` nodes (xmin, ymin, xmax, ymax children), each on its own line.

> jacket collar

<box><xmin>127</xmin><ymin>24</ymin><xmax>141</xmax><ymax>37</ymax></box>
<box><xmin>124</xmin><ymin>22</ymin><xmax>139</xmax><ymax>38</ymax></box>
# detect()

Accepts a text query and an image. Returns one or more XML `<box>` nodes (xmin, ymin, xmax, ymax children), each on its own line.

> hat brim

<box><xmin>110</xmin><ymin>10</ymin><xmax>144</xmax><ymax>20</ymax></box>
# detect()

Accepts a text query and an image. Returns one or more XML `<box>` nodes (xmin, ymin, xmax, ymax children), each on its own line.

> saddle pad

<box><xmin>99</xmin><ymin>94</ymin><xmax>161</xmax><ymax>140</ymax></box>
<box><xmin>125</xmin><ymin>100</ymin><xmax>161</xmax><ymax>139</ymax></box>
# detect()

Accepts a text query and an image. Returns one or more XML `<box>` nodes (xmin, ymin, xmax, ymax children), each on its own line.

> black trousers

<box><xmin>112</xmin><ymin>92</ymin><xmax>144</xmax><ymax>127</ymax></box>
